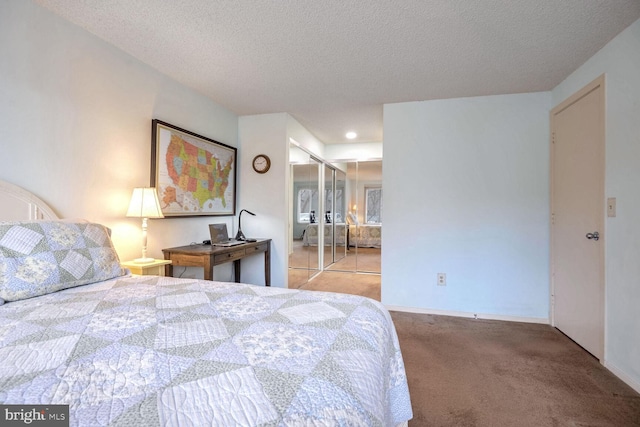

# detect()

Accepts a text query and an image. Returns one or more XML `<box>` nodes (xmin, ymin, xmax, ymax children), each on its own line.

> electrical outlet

<box><xmin>437</xmin><ymin>273</ymin><xmax>446</xmax><ymax>286</ymax></box>
<box><xmin>607</xmin><ymin>197</ymin><xmax>616</xmax><ymax>217</ymax></box>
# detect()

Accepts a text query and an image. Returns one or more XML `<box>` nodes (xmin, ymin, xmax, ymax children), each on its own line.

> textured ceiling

<box><xmin>34</xmin><ymin>0</ymin><xmax>640</xmax><ymax>144</ymax></box>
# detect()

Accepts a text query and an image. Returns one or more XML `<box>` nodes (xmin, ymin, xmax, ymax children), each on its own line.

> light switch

<box><xmin>607</xmin><ymin>197</ymin><xmax>616</xmax><ymax>217</ymax></box>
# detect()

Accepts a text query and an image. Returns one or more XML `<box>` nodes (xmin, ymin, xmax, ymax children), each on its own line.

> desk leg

<box><xmin>164</xmin><ymin>254</ymin><xmax>173</xmax><ymax>277</ymax></box>
<box><xmin>265</xmin><ymin>246</ymin><xmax>271</xmax><ymax>287</ymax></box>
<box><xmin>204</xmin><ymin>256</ymin><xmax>213</xmax><ymax>281</ymax></box>
<box><xmin>233</xmin><ymin>260</ymin><xmax>241</xmax><ymax>283</ymax></box>
<box><xmin>347</xmin><ymin>226</ymin><xmax>350</xmax><ymax>251</ymax></box>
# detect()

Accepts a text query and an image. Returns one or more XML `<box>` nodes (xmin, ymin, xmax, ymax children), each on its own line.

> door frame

<box><xmin>549</xmin><ymin>74</ymin><xmax>606</xmax><ymax>360</ymax></box>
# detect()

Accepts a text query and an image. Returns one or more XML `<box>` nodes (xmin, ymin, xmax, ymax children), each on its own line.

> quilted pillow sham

<box><xmin>0</xmin><ymin>220</ymin><xmax>125</xmax><ymax>302</ymax></box>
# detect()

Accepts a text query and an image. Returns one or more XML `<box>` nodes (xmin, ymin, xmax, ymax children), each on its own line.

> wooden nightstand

<box><xmin>121</xmin><ymin>259</ymin><xmax>172</xmax><ymax>276</ymax></box>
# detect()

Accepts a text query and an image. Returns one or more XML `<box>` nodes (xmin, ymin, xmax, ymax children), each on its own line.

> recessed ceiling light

<box><xmin>346</xmin><ymin>132</ymin><xmax>357</xmax><ymax>139</ymax></box>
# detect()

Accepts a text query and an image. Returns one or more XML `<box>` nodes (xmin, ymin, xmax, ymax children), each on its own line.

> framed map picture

<box><xmin>151</xmin><ymin>120</ymin><xmax>237</xmax><ymax>217</ymax></box>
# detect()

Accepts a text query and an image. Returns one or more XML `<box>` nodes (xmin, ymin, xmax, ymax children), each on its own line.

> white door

<box><xmin>551</xmin><ymin>75</ymin><xmax>605</xmax><ymax>361</ymax></box>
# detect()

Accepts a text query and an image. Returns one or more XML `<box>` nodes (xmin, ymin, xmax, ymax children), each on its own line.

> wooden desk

<box><xmin>162</xmin><ymin>239</ymin><xmax>271</xmax><ymax>286</ymax></box>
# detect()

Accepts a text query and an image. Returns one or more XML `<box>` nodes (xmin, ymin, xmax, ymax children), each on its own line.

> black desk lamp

<box><xmin>235</xmin><ymin>209</ymin><xmax>256</xmax><ymax>241</ymax></box>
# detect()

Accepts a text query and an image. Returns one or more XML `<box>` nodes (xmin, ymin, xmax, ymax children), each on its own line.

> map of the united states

<box><xmin>163</xmin><ymin>134</ymin><xmax>233</xmax><ymax>212</ymax></box>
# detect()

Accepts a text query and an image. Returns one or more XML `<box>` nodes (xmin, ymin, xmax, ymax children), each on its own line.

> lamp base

<box><xmin>133</xmin><ymin>257</ymin><xmax>156</xmax><ymax>264</ymax></box>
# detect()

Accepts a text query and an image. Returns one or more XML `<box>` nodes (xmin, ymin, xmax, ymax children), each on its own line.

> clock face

<box><xmin>252</xmin><ymin>154</ymin><xmax>271</xmax><ymax>173</ymax></box>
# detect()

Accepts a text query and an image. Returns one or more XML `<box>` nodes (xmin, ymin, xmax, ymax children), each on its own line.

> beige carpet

<box><xmin>327</xmin><ymin>247</ymin><xmax>381</xmax><ymax>273</ymax></box>
<box><xmin>391</xmin><ymin>311</ymin><xmax>640</xmax><ymax>426</ymax></box>
<box><xmin>288</xmin><ymin>268</ymin><xmax>311</xmax><ymax>290</ymax></box>
<box><xmin>289</xmin><ymin>239</ymin><xmax>313</xmax><ymax>269</ymax></box>
<box><xmin>297</xmin><ymin>271</ymin><xmax>381</xmax><ymax>301</ymax></box>
<box><xmin>287</xmin><ymin>267</ymin><xmax>640</xmax><ymax>425</ymax></box>
<box><xmin>289</xmin><ymin>239</ymin><xmax>381</xmax><ymax>273</ymax></box>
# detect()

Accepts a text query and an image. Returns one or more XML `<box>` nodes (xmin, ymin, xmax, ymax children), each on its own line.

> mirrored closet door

<box><xmin>289</xmin><ymin>145</ymin><xmax>381</xmax><ymax>286</ymax></box>
<box><xmin>334</xmin><ymin>168</ymin><xmax>348</xmax><ymax>265</ymax></box>
<box><xmin>353</xmin><ymin>160</ymin><xmax>382</xmax><ymax>274</ymax></box>
<box><xmin>323</xmin><ymin>164</ymin><xmax>334</xmax><ymax>269</ymax></box>
<box><xmin>326</xmin><ymin>160</ymin><xmax>382</xmax><ymax>274</ymax></box>
<box><xmin>289</xmin><ymin>145</ymin><xmax>320</xmax><ymax>288</ymax></box>
<box><xmin>322</xmin><ymin>164</ymin><xmax>348</xmax><ymax>269</ymax></box>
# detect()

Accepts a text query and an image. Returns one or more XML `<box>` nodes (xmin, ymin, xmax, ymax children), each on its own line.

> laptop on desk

<box><xmin>209</xmin><ymin>223</ymin><xmax>245</xmax><ymax>247</ymax></box>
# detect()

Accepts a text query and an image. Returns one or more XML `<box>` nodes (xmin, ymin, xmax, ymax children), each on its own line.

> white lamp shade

<box><xmin>126</xmin><ymin>188</ymin><xmax>164</xmax><ymax>218</ymax></box>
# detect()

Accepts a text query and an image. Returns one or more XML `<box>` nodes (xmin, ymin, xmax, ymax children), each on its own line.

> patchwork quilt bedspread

<box><xmin>0</xmin><ymin>276</ymin><xmax>412</xmax><ymax>426</ymax></box>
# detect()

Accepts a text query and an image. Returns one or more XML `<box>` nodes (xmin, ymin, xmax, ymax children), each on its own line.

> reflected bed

<box><xmin>303</xmin><ymin>223</ymin><xmax>382</xmax><ymax>248</ymax></box>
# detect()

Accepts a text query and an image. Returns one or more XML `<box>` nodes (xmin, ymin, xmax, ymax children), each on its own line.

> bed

<box><xmin>0</xmin><ymin>180</ymin><xmax>412</xmax><ymax>426</ymax></box>
<box><xmin>349</xmin><ymin>224</ymin><xmax>382</xmax><ymax>249</ymax></box>
<box><xmin>302</xmin><ymin>223</ymin><xmax>348</xmax><ymax>247</ymax></box>
<box><xmin>302</xmin><ymin>223</ymin><xmax>382</xmax><ymax>249</ymax></box>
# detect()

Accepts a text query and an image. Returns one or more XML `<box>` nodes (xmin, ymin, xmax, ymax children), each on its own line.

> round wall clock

<box><xmin>252</xmin><ymin>154</ymin><xmax>271</xmax><ymax>174</ymax></box>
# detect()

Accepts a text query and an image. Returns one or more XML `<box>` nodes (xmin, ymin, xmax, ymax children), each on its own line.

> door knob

<box><xmin>585</xmin><ymin>231</ymin><xmax>600</xmax><ymax>241</ymax></box>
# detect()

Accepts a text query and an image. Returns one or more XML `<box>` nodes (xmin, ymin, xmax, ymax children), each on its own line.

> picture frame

<box><xmin>151</xmin><ymin>119</ymin><xmax>237</xmax><ymax>217</ymax></box>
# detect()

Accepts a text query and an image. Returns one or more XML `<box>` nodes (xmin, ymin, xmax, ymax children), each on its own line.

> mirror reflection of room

<box><xmin>289</xmin><ymin>145</ymin><xmax>322</xmax><ymax>288</ymax></box>
<box><xmin>288</xmin><ymin>150</ymin><xmax>382</xmax><ymax>293</ymax></box>
<box><xmin>327</xmin><ymin>160</ymin><xmax>382</xmax><ymax>274</ymax></box>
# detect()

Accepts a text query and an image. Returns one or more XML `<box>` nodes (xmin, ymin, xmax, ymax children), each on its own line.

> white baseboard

<box><xmin>605</xmin><ymin>360</ymin><xmax>640</xmax><ymax>394</ymax></box>
<box><xmin>385</xmin><ymin>304</ymin><xmax>549</xmax><ymax>325</ymax></box>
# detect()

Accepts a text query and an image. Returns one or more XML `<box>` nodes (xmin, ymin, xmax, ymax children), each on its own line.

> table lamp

<box><xmin>126</xmin><ymin>187</ymin><xmax>164</xmax><ymax>263</ymax></box>
<box><xmin>235</xmin><ymin>209</ymin><xmax>256</xmax><ymax>241</ymax></box>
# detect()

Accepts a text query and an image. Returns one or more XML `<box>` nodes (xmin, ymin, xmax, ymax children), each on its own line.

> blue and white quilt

<box><xmin>0</xmin><ymin>276</ymin><xmax>412</xmax><ymax>426</ymax></box>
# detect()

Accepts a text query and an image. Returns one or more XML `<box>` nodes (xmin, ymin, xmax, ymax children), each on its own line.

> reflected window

<box><xmin>298</xmin><ymin>188</ymin><xmax>318</xmax><ymax>223</ymax></box>
<box><xmin>335</xmin><ymin>188</ymin><xmax>344</xmax><ymax>223</ymax></box>
<box><xmin>324</xmin><ymin>187</ymin><xmax>344</xmax><ymax>223</ymax></box>
<box><xmin>324</xmin><ymin>189</ymin><xmax>333</xmax><ymax>222</ymax></box>
<box><xmin>365</xmin><ymin>187</ymin><xmax>382</xmax><ymax>224</ymax></box>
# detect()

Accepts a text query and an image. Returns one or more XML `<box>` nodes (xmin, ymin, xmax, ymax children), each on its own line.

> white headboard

<box><xmin>0</xmin><ymin>180</ymin><xmax>59</xmax><ymax>221</ymax></box>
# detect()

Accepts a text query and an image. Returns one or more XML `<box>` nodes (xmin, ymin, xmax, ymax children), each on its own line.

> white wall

<box><xmin>552</xmin><ymin>19</ymin><xmax>640</xmax><ymax>391</ymax></box>
<box><xmin>0</xmin><ymin>0</ymin><xmax>239</xmax><ymax>280</ymax></box>
<box><xmin>324</xmin><ymin>142</ymin><xmax>382</xmax><ymax>161</ymax></box>
<box><xmin>287</xmin><ymin>117</ymin><xmax>326</xmax><ymax>160</ymax></box>
<box><xmin>237</xmin><ymin>113</ymin><xmax>289</xmax><ymax>287</ymax></box>
<box><xmin>383</xmin><ymin>92</ymin><xmax>552</xmax><ymax>320</ymax></box>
